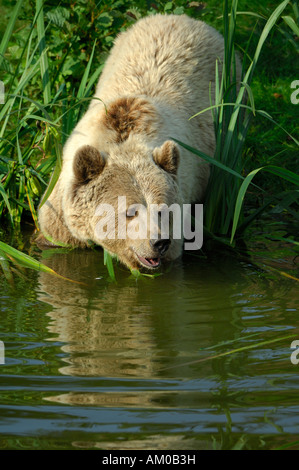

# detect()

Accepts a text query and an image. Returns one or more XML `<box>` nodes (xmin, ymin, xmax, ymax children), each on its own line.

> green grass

<box><xmin>175</xmin><ymin>0</ymin><xmax>298</xmax><ymax>245</ymax></box>
<box><xmin>0</xmin><ymin>0</ymin><xmax>298</xmax><ymax>281</ymax></box>
<box><xmin>203</xmin><ymin>0</ymin><xmax>298</xmax><ymax>188</ymax></box>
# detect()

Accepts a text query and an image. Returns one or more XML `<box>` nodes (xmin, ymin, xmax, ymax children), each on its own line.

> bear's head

<box><xmin>64</xmin><ymin>140</ymin><xmax>183</xmax><ymax>272</ymax></box>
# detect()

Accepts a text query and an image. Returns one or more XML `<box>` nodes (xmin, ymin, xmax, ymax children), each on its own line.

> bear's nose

<box><xmin>150</xmin><ymin>238</ymin><xmax>171</xmax><ymax>255</ymax></box>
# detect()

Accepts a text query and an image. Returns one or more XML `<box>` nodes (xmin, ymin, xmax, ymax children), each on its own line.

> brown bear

<box><xmin>38</xmin><ymin>14</ymin><xmax>236</xmax><ymax>271</ymax></box>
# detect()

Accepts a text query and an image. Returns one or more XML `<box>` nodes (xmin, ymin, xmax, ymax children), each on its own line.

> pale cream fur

<box><xmin>38</xmin><ymin>14</ymin><xmax>240</xmax><ymax>271</ymax></box>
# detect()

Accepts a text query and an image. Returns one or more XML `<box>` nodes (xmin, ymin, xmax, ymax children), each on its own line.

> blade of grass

<box><xmin>77</xmin><ymin>39</ymin><xmax>97</xmax><ymax>100</ymax></box>
<box><xmin>0</xmin><ymin>181</ymin><xmax>14</xmax><ymax>226</ymax></box>
<box><xmin>130</xmin><ymin>269</ymin><xmax>162</xmax><ymax>279</ymax></box>
<box><xmin>0</xmin><ymin>252</ymin><xmax>14</xmax><ymax>283</ymax></box>
<box><xmin>275</xmin><ymin>441</ymin><xmax>299</xmax><ymax>451</ymax></box>
<box><xmin>230</xmin><ymin>167</ymin><xmax>264</xmax><ymax>243</ymax></box>
<box><xmin>38</xmin><ymin>127</ymin><xmax>63</xmax><ymax>208</ymax></box>
<box><xmin>265</xmin><ymin>165</ymin><xmax>299</xmax><ymax>186</ymax></box>
<box><xmin>36</xmin><ymin>0</ymin><xmax>51</xmax><ymax>105</ymax></box>
<box><xmin>231</xmin><ymin>165</ymin><xmax>299</xmax><ymax>242</ymax></box>
<box><xmin>104</xmin><ymin>249</ymin><xmax>116</xmax><ymax>282</ymax></box>
<box><xmin>282</xmin><ymin>15</ymin><xmax>299</xmax><ymax>36</ymax></box>
<box><xmin>257</xmin><ymin>109</ymin><xmax>299</xmax><ymax>145</ymax></box>
<box><xmin>265</xmin><ymin>235</ymin><xmax>299</xmax><ymax>247</ymax></box>
<box><xmin>189</xmin><ymin>101</ymin><xmax>253</xmax><ymax>120</ymax></box>
<box><xmin>25</xmin><ymin>182</ymin><xmax>39</xmax><ymax>230</ymax></box>
<box><xmin>84</xmin><ymin>64</ymin><xmax>105</xmax><ymax>97</ymax></box>
<box><xmin>293</xmin><ymin>1</ymin><xmax>299</xmax><ymax>22</ymax></box>
<box><xmin>0</xmin><ymin>241</ymin><xmax>86</xmax><ymax>284</ymax></box>
<box><xmin>172</xmin><ymin>138</ymin><xmax>245</xmax><ymax>181</ymax></box>
<box><xmin>38</xmin><ymin>159</ymin><xmax>61</xmax><ymax>209</ymax></box>
<box><xmin>0</xmin><ymin>0</ymin><xmax>24</xmax><ymax>69</ymax></box>
<box><xmin>161</xmin><ymin>334</ymin><xmax>297</xmax><ymax>370</ymax></box>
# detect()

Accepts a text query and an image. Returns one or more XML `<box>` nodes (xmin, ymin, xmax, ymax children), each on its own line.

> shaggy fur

<box><xmin>38</xmin><ymin>14</ymin><xmax>240</xmax><ymax>271</ymax></box>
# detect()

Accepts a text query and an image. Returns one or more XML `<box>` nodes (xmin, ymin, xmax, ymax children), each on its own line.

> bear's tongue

<box><xmin>137</xmin><ymin>255</ymin><xmax>161</xmax><ymax>268</ymax></box>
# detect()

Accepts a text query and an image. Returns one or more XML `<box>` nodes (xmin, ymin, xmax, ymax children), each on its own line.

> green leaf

<box><xmin>96</xmin><ymin>12</ymin><xmax>113</xmax><ymax>28</ymax></box>
<box><xmin>164</xmin><ymin>2</ymin><xmax>173</xmax><ymax>11</ymax></box>
<box><xmin>77</xmin><ymin>39</ymin><xmax>97</xmax><ymax>100</ymax></box>
<box><xmin>36</xmin><ymin>0</ymin><xmax>51</xmax><ymax>105</ymax></box>
<box><xmin>162</xmin><ymin>334</ymin><xmax>297</xmax><ymax>370</ymax></box>
<box><xmin>282</xmin><ymin>15</ymin><xmax>299</xmax><ymax>36</ymax></box>
<box><xmin>189</xmin><ymin>102</ymin><xmax>254</xmax><ymax>121</ymax></box>
<box><xmin>46</xmin><ymin>6</ymin><xmax>70</xmax><ymax>28</ymax></box>
<box><xmin>0</xmin><ymin>241</ymin><xmax>60</xmax><ymax>276</ymax></box>
<box><xmin>172</xmin><ymin>138</ymin><xmax>244</xmax><ymax>181</ymax></box>
<box><xmin>104</xmin><ymin>249</ymin><xmax>116</xmax><ymax>282</ymax></box>
<box><xmin>265</xmin><ymin>235</ymin><xmax>299</xmax><ymax>247</ymax></box>
<box><xmin>0</xmin><ymin>241</ymin><xmax>85</xmax><ymax>284</ymax></box>
<box><xmin>0</xmin><ymin>253</ymin><xmax>14</xmax><ymax>283</ymax></box>
<box><xmin>0</xmin><ymin>0</ymin><xmax>24</xmax><ymax>69</ymax></box>
<box><xmin>173</xmin><ymin>6</ymin><xmax>185</xmax><ymax>15</ymax></box>
<box><xmin>130</xmin><ymin>269</ymin><xmax>162</xmax><ymax>279</ymax></box>
<box><xmin>231</xmin><ymin>165</ymin><xmax>299</xmax><ymax>243</ymax></box>
<box><xmin>0</xmin><ymin>180</ymin><xmax>14</xmax><ymax>225</ymax></box>
<box><xmin>240</xmin><ymin>81</ymin><xmax>256</xmax><ymax>115</ymax></box>
<box><xmin>38</xmin><ymin>155</ymin><xmax>61</xmax><ymax>209</ymax></box>
<box><xmin>231</xmin><ymin>167</ymin><xmax>263</xmax><ymax>243</ymax></box>
<box><xmin>265</xmin><ymin>165</ymin><xmax>299</xmax><ymax>186</ymax></box>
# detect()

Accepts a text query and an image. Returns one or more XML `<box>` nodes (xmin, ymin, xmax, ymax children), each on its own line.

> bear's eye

<box><xmin>126</xmin><ymin>206</ymin><xmax>139</xmax><ymax>219</ymax></box>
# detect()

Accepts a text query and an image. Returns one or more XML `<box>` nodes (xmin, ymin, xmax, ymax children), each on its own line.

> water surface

<box><xmin>0</xmin><ymin>231</ymin><xmax>299</xmax><ymax>450</ymax></box>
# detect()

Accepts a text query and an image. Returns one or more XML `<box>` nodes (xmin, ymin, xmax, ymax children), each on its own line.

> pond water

<box><xmin>0</xmin><ymin>226</ymin><xmax>298</xmax><ymax>450</ymax></box>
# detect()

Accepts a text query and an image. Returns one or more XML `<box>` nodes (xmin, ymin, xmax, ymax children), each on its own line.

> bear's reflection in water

<box><xmin>37</xmin><ymin>246</ymin><xmax>251</xmax><ymax>380</ymax></box>
<box><xmin>38</xmin><ymin>249</ymin><xmax>164</xmax><ymax>378</ymax></box>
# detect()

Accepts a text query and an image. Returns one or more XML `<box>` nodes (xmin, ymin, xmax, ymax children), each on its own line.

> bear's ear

<box><xmin>73</xmin><ymin>145</ymin><xmax>106</xmax><ymax>184</ymax></box>
<box><xmin>153</xmin><ymin>141</ymin><xmax>179</xmax><ymax>175</ymax></box>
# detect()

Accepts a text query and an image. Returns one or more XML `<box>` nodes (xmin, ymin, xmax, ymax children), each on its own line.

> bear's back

<box><xmin>94</xmin><ymin>14</ymin><xmax>225</xmax><ymax>111</ymax></box>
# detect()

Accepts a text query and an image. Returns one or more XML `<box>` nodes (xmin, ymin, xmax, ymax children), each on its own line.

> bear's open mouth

<box><xmin>136</xmin><ymin>254</ymin><xmax>161</xmax><ymax>269</ymax></box>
